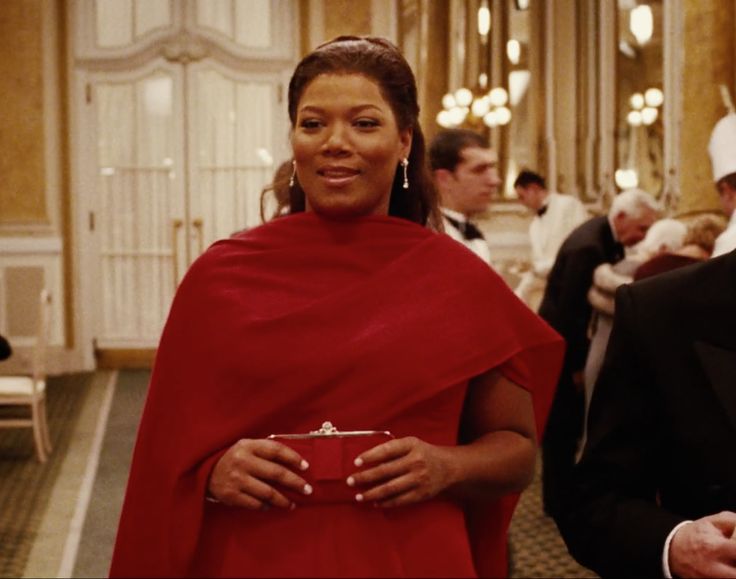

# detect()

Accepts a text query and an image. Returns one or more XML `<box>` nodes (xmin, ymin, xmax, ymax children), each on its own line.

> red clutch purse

<box><xmin>268</xmin><ymin>421</ymin><xmax>393</xmax><ymax>505</ymax></box>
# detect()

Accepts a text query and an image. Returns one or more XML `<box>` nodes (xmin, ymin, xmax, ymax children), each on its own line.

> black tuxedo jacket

<box><xmin>559</xmin><ymin>249</ymin><xmax>736</xmax><ymax>577</ymax></box>
<box><xmin>539</xmin><ymin>215</ymin><xmax>624</xmax><ymax>372</ymax></box>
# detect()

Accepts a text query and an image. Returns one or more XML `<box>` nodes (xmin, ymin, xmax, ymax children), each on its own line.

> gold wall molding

<box><xmin>324</xmin><ymin>0</ymin><xmax>372</xmax><ymax>40</ymax></box>
<box><xmin>303</xmin><ymin>1</ymin><xmax>398</xmax><ymax>53</ymax></box>
<box><xmin>676</xmin><ymin>0</ymin><xmax>735</xmax><ymax>215</ymax></box>
<box><xmin>0</xmin><ymin>0</ymin><xmax>47</xmax><ymax>226</ymax></box>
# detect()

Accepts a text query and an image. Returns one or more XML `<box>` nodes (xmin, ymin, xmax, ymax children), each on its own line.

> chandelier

<box><xmin>436</xmin><ymin>0</ymin><xmax>512</xmax><ymax>130</ymax></box>
<box><xmin>437</xmin><ymin>84</ymin><xmax>511</xmax><ymax>129</ymax></box>
<box><xmin>626</xmin><ymin>87</ymin><xmax>663</xmax><ymax>127</ymax></box>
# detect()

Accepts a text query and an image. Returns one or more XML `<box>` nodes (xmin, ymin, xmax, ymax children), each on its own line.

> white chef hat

<box><xmin>708</xmin><ymin>113</ymin><xmax>736</xmax><ymax>182</ymax></box>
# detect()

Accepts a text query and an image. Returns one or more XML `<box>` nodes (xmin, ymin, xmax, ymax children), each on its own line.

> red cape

<box><xmin>110</xmin><ymin>213</ymin><xmax>563</xmax><ymax>577</ymax></box>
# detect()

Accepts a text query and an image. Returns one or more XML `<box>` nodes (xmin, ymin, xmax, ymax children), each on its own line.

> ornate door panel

<box><xmin>88</xmin><ymin>62</ymin><xmax>185</xmax><ymax>348</ymax></box>
<box><xmin>73</xmin><ymin>0</ymin><xmax>295</xmax><ymax>349</ymax></box>
<box><xmin>187</xmin><ymin>62</ymin><xmax>286</xmax><ymax>251</ymax></box>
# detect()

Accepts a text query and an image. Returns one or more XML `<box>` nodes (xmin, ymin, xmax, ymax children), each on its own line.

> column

<box><xmin>676</xmin><ymin>0</ymin><xmax>735</xmax><ymax>215</ymax></box>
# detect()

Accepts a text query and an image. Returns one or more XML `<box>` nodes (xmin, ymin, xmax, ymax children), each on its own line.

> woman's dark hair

<box><xmin>259</xmin><ymin>159</ymin><xmax>293</xmax><ymax>222</ymax></box>
<box><xmin>285</xmin><ymin>36</ymin><xmax>440</xmax><ymax>228</ymax></box>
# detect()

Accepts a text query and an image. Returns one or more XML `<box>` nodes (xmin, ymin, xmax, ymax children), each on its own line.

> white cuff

<box><xmin>662</xmin><ymin>520</ymin><xmax>693</xmax><ymax>578</ymax></box>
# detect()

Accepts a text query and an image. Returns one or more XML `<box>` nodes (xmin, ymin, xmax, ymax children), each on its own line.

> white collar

<box><xmin>441</xmin><ymin>207</ymin><xmax>469</xmax><ymax>223</ymax></box>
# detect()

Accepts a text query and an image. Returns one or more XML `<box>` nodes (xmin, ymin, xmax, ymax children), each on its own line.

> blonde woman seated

<box><xmin>634</xmin><ymin>214</ymin><xmax>726</xmax><ymax>279</ymax></box>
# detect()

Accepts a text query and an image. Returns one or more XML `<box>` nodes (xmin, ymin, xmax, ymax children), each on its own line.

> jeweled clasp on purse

<box><xmin>268</xmin><ymin>421</ymin><xmax>392</xmax><ymax>440</ymax></box>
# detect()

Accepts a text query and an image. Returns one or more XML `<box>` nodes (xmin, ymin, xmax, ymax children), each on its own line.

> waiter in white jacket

<box><xmin>513</xmin><ymin>170</ymin><xmax>589</xmax><ymax>310</ymax></box>
<box><xmin>708</xmin><ymin>113</ymin><xmax>736</xmax><ymax>257</ymax></box>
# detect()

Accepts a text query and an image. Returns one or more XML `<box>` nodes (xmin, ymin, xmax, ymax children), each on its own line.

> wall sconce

<box><xmin>630</xmin><ymin>4</ymin><xmax>653</xmax><ymax>45</ymax></box>
<box><xmin>615</xmin><ymin>168</ymin><xmax>639</xmax><ymax>189</ymax></box>
<box><xmin>507</xmin><ymin>39</ymin><xmax>521</xmax><ymax>65</ymax></box>
<box><xmin>478</xmin><ymin>2</ymin><xmax>491</xmax><ymax>38</ymax></box>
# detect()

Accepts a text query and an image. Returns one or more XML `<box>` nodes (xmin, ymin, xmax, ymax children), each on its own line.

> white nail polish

<box><xmin>346</xmin><ymin>476</ymin><xmax>355</xmax><ymax>487</ymax></box>
<box><xmin>300</xmin><ymin>460</ymin><xmax>309</xmax><ymax>471</ymax></box>
<box><xmin>354</xmin><ymin>457</ymin><xmax>363</xmax><ymax>467</ymax></box>
<box><xmin>355</xmin><ymin>493</ymin><xmax>364</xmax><ymax>502</ymax></box>
<box><xmin>303</xmin><ymin>484</ymin><xmax>313</xmax><ymax>495</ymax></box>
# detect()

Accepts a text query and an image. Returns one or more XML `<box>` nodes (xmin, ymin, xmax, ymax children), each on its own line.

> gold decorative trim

<box><xmin>96</xmin><ymin>349</ymin><xmax>156</xmax><ymax>369</ymax></box>
<box><xmin>58</xmin><ymin>0</ymin><xmax>74</xmax><ymax>349</ymax></box>
<box><xmin>299</xmin><ymin>0</ymin><xmax>310</xmax><ymax>56</ymax></box>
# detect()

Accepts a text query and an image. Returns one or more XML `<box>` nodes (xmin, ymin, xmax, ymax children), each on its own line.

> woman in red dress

<box><xmin>110</xmin><ymin>36</ymin><xmax>563</xmax><ymax>578</ymax></box>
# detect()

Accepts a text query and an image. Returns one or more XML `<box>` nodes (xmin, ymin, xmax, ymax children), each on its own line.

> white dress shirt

<box><xmin>515</xmin><ymin>192</ymin><xmax>589</xmax><ymax>304</ymax></box>
<box><xmin>662</xmin><ymin>521</ymin><xmax>693</xmax><ymax>578</ymax></box>
<box><xmin>440</xmin><ymin>208</ymin><xmax>492</xmax><ymax>266</ymax></box>
<box><xmin>712</xmin><ymin>210</ymin><xmax>736</xmax><ymax>257</ymax></box>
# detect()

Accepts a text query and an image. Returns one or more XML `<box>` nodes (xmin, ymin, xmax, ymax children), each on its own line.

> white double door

<box><xmin>82</xmin><ymin>59</ymin><xmax>289</xmax><ymax>349</ymax></box>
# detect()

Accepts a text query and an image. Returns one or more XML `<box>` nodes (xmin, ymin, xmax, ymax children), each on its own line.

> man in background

<box><xmin>559</xmin><ymin>246</ymin><xmax>736</xmax><ymax>578</ymax></box>
<box><xmin>513</xmin><ymin>170</ymin><xmax>589</xmax><ymax>309</ymax></box>
<box><xmin>429</xmin><ymin>129</ymin><xmax>502</xmax><ymax>266</ymax></box>
<box><xmin>708</xmin><ymin>113</ymin><xmax>736</xmax><ymax>256</ymax></box>
<box><xmin>0</xmin><ymin>334</ymin><xmax>11</xmax><ymax>361</ymax></box>
<box><xmin>538</xmin><ymin>188</ymin><xmax>660</xmax><ymax>518</ymax></box>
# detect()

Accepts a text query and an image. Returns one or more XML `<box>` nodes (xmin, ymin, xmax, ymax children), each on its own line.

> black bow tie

<box><xmin>537</xmin><ymin>204</ymin><xmax>548</xmax><ymax>217</ymax></box>
<box><xmin>444</xmin><ymin>215</ymin><xmax>485</xmax><ymax>241</ymax></box>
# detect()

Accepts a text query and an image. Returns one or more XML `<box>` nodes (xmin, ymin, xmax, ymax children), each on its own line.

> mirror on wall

<box><xmin>574</xmin><ymin>1</ymin><xmax>602</xmax><ymax>203</ymax></box>
<box><xmin>503</xmin><ymin>0</ymin><xmax>540</xmax><ymax>199</ymax></box>
<box><xmin>436</xmin><ymin>0</ymin><xmax>542</xmax><ymax>200</ymax></box>
<box><xmin>614</xmin><ymin>0</ymin><xmax>663</xmax><ymax>197</ymax></box>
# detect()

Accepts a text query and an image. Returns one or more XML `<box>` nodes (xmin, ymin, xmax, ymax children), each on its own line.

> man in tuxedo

<box><xmin>558</xmin><ymin>248</ymin><xmax>736</xmax><ymax>578</ymax></box>
<box><xmin>429</xmin><ymin>129</ymin><xmax>501</xmax><ymax>266</ymax></box>
<box><xmin>513</xmin><ymin>170</ymin><xmax>589</xmax><ymax>309</ymax></box>
<box><xmin>538</xmin><ymin>188</ymin><xmax>660</xmax><ymax>517</ymax></box>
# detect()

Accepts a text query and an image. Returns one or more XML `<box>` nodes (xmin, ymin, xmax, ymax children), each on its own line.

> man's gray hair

<box><xmin>608</xmin><ymin>188</ymin><xmax>661</xmax><ymax>219</ymax></box>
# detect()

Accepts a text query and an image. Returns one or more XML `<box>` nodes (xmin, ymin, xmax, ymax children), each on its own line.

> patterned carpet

<box><xmin>509</xmin><ymin>462</ymin><xmax>597</xmax><ymax>578</ymax></box>
<box><xmin>0</xmin><ymin>369</ymin><xmax>598</xmax><ymax>578</ymax></box>
<box><xmin>0</xmin><ymin>373</ymin><xmax>93</xmax><ymax>578</ymax></box>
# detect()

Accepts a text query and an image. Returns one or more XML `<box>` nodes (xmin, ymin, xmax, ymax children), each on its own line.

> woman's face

<box><xmin>291</xmin><ymin>73</ymin><xmax>412</xmax><ymax>218</ymax></box>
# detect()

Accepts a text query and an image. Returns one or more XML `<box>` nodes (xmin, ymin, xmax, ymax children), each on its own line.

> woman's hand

<box><xmin>346</xmin><ymin>437</ymin><xmax>456</xmax><ymax>508</ymax></box>
<box><xmin>207</xmin><ymin>439</ymin><xmax>311</xmax><ymax>510</ymax></box>
<box><xmin>348</xmin><ymin>370</ymin><xmax>537</xmax><ymax>508</ymax></box>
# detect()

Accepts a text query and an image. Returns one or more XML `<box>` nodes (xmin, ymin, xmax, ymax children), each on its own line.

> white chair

<box><xmin>0</xmin><ymin>289</ymin><xmax>53</xmax><ymax>463</ymax></box>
